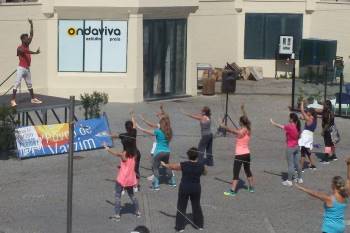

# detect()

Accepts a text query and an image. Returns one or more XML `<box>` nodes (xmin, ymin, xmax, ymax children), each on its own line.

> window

<box><xmin>58</xmin><ymin>20</ymin><xmax>128</xmax><ymax>73</ymax></box>
<box><xmin>244</xmin><ymin>13</ymin><xmax>303</xmax><ymax>59</ymax></box>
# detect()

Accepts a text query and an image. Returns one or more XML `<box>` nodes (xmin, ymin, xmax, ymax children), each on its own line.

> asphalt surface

<box><xmin>1</xmin><ymin>79</ymin><xmax>350</xmax><ymax>233</ymax></box>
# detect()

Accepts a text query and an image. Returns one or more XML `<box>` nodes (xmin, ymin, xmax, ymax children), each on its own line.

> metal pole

<box><xmin>339</xmin><ymin>73</ymin><xmax>344</xmax><ymax>116</ymax></box>
<box><xmin>224</xmin><ymin>92</ymin><xmax>229</xmax><ymax>136</ymax></box>
<box><xmin>67</xmin><ymin>96</ymin><xmax>75</xmax><ymax>233</ymax></box>
<box><xmin>291</xmin><ymin>59</ymin><xmax>296</xmax><ymax>109</ymax></box>
<box><xmin>322</xmin><ymin>65</ymin><xmax>326</xmax><ymax>104</ymax></box>
<box><xmin>65</xmin><ymin>107</ymin><xmax>68</xmax><ymax>123</ymax></box>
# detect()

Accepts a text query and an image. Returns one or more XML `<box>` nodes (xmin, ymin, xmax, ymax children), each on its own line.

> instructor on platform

<box><xmin>11</xmin><ymin>19</ymin><xmax>42</xmax><ymax>107</ymax></box>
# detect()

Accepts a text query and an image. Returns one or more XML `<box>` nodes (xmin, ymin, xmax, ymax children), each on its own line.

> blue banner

<box><xmin>15</xmin><ymin>116</ymin><xmax>113</xmax><ymax>159</ymax></box>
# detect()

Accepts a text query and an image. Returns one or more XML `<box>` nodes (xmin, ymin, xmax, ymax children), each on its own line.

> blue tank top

<box><xmin>322</xmin><ymin>196</ymin><xmax>347</xmax><ymax>233</ymax></box>
<box><xmin>304</xmin><ymin>118</ymin><xmax>317</xmax><ymax>132</ymax></box>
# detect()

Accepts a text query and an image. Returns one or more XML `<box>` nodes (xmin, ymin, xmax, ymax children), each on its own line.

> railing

<box><xmin>0</xmin><ymin>69</ymin><xmax>16</xmax><ymax>96</ymax></box>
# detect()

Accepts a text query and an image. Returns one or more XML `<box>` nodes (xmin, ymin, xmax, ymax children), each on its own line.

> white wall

<box><xmin>187</xmin><ymin>1</ymin><xmax>238</xmax><ymax>95</ymax></box>
<box><xmin>0</xmin><ymin>1</ymin><xmax>197</xmax><ymax>102</ymax></box>
<box><xmin>2</xmin><ymin>0</ymin><xmax>349</xmax><ymax>102</ymax></box>
<box><xmin>238</xmin><ymin>0</ymin><xmax>311</xmax><ymax>77</ymax></box>
<box><xmin>0</xmin><ymin>3</ymin><xmax>48</xmax><ymax>95</ymax></box>
<box><xmin>310</xmin><ymin>1</ymin><xmax>350</xmax><ymax>82</ymax></box>
<box><xmin>189</xmin><ymin>0</ymin><xmax>312</xmax><ymax>78</ymax></box>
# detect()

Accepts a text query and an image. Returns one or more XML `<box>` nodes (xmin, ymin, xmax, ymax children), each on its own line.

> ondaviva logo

<box><xmin>67</xmin><ymin>26</ymin><xmax>121</xmax><ymax>37</ymax></box>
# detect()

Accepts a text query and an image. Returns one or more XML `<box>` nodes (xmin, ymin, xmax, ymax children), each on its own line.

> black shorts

<box><xmin>300</xmin><ymin>147</ymin><xmax>311</xmax><ymax>157</ymax></box>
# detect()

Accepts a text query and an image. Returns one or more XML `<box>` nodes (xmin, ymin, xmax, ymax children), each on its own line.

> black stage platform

<box><xmin>0</xmin><ymin>94</ymin><xmax>80</xmax><ymax>126</ymax></box>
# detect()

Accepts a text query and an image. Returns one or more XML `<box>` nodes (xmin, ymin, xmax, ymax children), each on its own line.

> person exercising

<box><xmin>11</xmin><ymin>19</ymin><xmax>42</xmax><ymax>107</ymax></box>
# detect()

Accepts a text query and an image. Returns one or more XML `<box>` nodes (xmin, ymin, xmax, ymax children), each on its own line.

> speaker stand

<box><xmin>222</xmin><ymin>92</ymin><xmax>238</xmax><ymax>136</ymax></box>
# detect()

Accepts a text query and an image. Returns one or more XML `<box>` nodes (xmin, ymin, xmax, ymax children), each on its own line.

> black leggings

<box><xmin>323</xmin><ymin>131</ymin><xmax>334</xmax><ymax>148</ymax></box>
<box><xmin>233</xmin><ymin>154</ymin><xmax>252</xmax><ymax>180</ymax></box>
<box><xmin>135</xmin><ymin>149</ymin><xmax>141</xmax><ymax>179</ymax></box>
<box><xmin>300</xmin><ymin>146</ymin><xmax>311</xmax><ymax>158</ymax></box>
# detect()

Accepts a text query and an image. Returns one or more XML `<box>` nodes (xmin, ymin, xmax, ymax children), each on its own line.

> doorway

<box><xmin>143</xmin><ymin>19</ymin><xmax>187</xmax><ymax>99</ymax></box>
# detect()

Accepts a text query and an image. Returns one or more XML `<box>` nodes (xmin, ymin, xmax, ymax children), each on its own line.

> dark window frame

<box><xmin>244</xmin><ymin>13</ymin><xmax>303</xmax><ymax>60</ymax></box>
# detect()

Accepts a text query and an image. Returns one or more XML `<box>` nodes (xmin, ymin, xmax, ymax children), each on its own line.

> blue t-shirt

<box><xmin>153</xmin><ymin>129</ymin><xmax>170</xmax><ymax>156</ymax></box>
<box><xmin>322</xmin><ymin>196</ymin><xmax>347</xmax><ymax>233</ymax></box>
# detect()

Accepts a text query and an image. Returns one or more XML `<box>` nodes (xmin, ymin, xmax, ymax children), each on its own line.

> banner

<box><xmin>15</xmin><ymin>116</ymin><xmax>113</xmax><ymax>159</ymax></box>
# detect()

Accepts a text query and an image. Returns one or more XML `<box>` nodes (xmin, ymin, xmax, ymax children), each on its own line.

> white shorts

<box><xmin>298</xmin><ymin>130</ymin><xmax>314</xmax><ymax>150</ymax></box>
<box><xmin>15</xmin><ymin>66</ymin><xmax>32</xmax><ymax>90</ymax></box>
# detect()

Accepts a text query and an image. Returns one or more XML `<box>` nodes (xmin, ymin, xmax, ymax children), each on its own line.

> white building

<box><xmin>0</xmin><ymin>0</ymin><xmax>349</xmax><ymax>102</ymax></box>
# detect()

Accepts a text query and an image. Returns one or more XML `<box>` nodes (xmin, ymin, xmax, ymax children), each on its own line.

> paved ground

<box><xmin>1</xmin><ymin>79</ymin><xmax>350</xmax><ymax>233</ymax></box>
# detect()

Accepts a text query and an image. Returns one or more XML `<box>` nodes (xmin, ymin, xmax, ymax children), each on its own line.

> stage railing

<box><xmin>0</xmin><ymin>69</ymin><xmax>16</xmax><ymax>96</ymax></box>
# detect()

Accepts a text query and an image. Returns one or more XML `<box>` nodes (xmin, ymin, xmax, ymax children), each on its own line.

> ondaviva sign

<box><xmin>67</xmin><ymin>25</ymin><xmax>122</xmax><ymax>41</ymax></box>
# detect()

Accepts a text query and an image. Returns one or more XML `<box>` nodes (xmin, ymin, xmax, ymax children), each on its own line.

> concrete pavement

<box><xmin>1</xmin><ymin>79</ymin><xmax>350</xmax><ymax>233</ymax></box>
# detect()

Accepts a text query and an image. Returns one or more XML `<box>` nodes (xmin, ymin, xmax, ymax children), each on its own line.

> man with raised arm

<box><xmin>11</xmin><ymin>19</ymin><xmax>42</xmax><ymax>107</ymax></box>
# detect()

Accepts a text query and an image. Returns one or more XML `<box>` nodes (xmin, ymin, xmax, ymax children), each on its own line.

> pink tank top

<box><xmin>116</xmin><ymin>156</ymin><xmax>137</xmax><ymax>187</ymax></box>
<box><xmin>235</xmin><ymin>128</ymin><xmax>250</xmax><ymax>155</ymax></box>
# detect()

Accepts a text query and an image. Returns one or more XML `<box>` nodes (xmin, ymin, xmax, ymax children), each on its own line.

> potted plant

<box><xmin>80</xmin><ymin>91</ymin><xmax>109</xmax><ymax>120</ymax></box>
<box><xmin>0</xmin><ymin>106</ymin><xmax>16</xmax><ymax>160</ymax></box>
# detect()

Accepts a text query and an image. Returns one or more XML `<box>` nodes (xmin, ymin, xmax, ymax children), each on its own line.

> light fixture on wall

<box><xmin>43</xmin><ymin>12</ymin><xmax>55</xmax><ymax>18</ymax></box>
<box><xmin>305</xmin><ymin>9</ymin><xmax>315</xmax><ymax>14</ymax></box>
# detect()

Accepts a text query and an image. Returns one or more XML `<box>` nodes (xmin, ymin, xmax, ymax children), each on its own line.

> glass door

<box><xmin>143</xmin><ymin>19</ymin><xmax>187</xmax><ymax>99</ymax></box>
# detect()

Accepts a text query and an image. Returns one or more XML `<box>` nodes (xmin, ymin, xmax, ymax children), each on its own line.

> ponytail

<box><xmin>339</xmin><ymin>186</ymin><xmax>348</xmax><ymax>199</ymax></box>
<box><xmin>333</xmin><ymin>176</ymin><xmax>348</xmax><ymax>198</ymax></box>
<box><xmin>159</xmin><ymin>116</ymin><xmax>173</xmax><ymax>142</ymax></box>
<box><xmin>125</xmin><ymin>120</ymin><xmax>133</xmax><ymax>133</ymax></box>
<box><xmin>202</xmin><ymin>106</ymin><xmax>211</xmax><ymax>118</ymax></box>
<box><xmin>239</xmin><ymin>115</ymin><xmax>251</xmax><ymax>132</ymax></box>
<box><xmin>290</xmin><ymin>113</ymin><xmax>301</xmax><ymax>134</ymax></box>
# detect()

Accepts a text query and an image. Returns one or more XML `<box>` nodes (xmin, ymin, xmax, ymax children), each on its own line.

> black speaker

<box><xmin>222</xmin><ymin>71</ymin><xmax>237</xmax><ymax>93</ymax></box>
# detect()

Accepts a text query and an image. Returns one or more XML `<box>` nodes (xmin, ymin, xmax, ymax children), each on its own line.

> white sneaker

<box><xmin>282</xmin><ymin>180</ymin><xmax>293</xmax><ymax>187</ymax></box>
<box><xmin>31</xmin><ymin>98</ymin><xmax>42</xmax><ymax>104</ymax></box>
<box><xmin>297</xmin><ymin>178</ymin><xmax>303</xmax><ymax>184</ymax></box>
<box><xmin>110</xmin><ymin>214</ymin><xmax>121</xmax><ymax>222</ymax></box>
<box><xmin>133</xmin><ymin>186</ymin><xmax>139</xmax><ymax>193</ymax></box>
<box><xmin>10</xmin><ymin>99</ymin><xmax>17</xmax><ymax>107</ymax></box>
<box><xmin>121</xmin><ymin>190</ymin><xmax>125</xmax><ymax>196</ymax></box>
<box><xmin>147</xmin><ymin>175</ymin><xmax>154</xmax><ymax>181</ymax></box>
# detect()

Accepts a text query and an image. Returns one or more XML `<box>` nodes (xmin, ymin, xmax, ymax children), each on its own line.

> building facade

<box><xmin>0</xmin><ymin>0</ymin><xmax>349</xmax><ymax>102</ymax></box>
